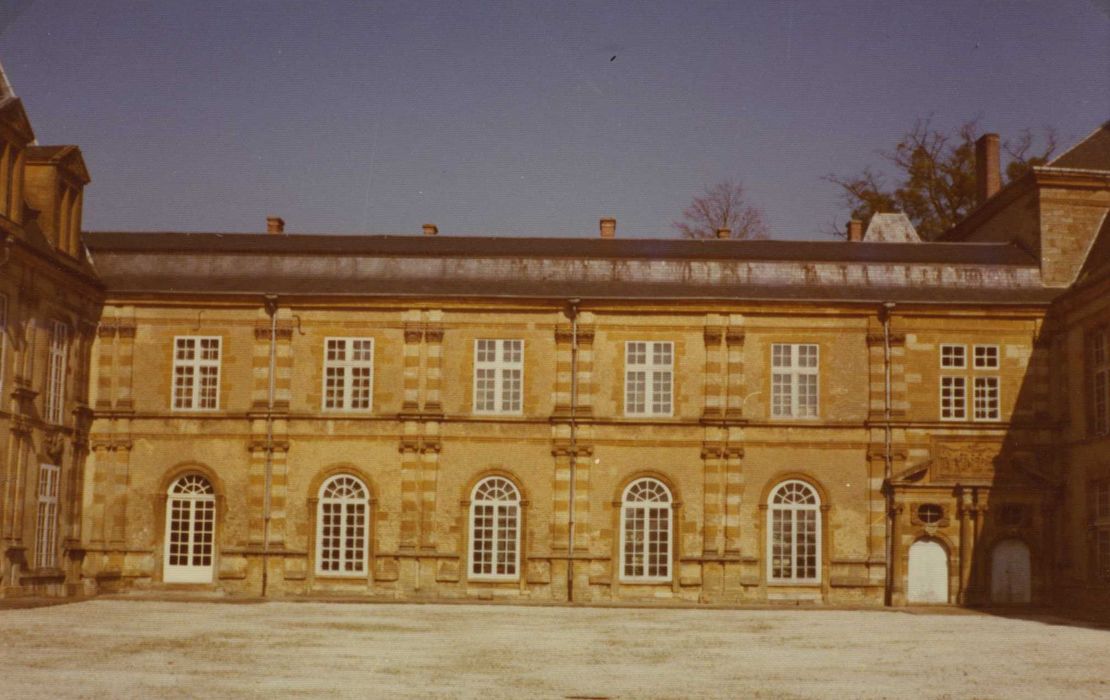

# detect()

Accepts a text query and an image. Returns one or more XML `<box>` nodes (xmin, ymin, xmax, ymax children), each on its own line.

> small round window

<box><xmin>918</xmin><ymin>504</ymin><xmax>943</xmax><ymax>524</ymax></box>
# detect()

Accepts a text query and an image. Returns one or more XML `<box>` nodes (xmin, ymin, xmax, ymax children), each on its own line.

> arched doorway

<box><xmin>907</xmin><ymin>538</ymin><xmax>948</xmax><ymax>603</ymax></box>
<box><xmin>990</xmin><ymin>539</ymin><xmax>1031</xmax><ymax>604</ymax></box>
<box><xmin>164</xmin><ymin>474</ymin><xmax>216</xmax><ymax>583</ymax></box>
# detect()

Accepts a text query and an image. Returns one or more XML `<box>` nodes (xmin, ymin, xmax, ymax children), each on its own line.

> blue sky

<box><xmin>2</xmin><ymin>1</ymin><xmax>1108</xmax><ymax>240</ymax></box>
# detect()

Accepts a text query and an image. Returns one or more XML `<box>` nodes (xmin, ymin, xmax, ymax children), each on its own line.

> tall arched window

<box><xmin>767</xmin><ymin>480</ymin><xmax>821</xmax><ymax>583</ymax></box>
<box><xmin>164</xmin><ymin>474</ymin><xmax>216</xmax><ymax>583</ymax></box>
<box><xmin>316</xmin><ymin>475</ymin><xmax>370</xmax><ymax>576</ymax></box>
<box><xmin>469</xmin><ymin>477</ymin><xmax>521</xmax><ymax>580</ymax></box>
<box><xmin>620</xmin><ymin>478</ymin><xmax>672</xmax><ymax>582</ymax></box>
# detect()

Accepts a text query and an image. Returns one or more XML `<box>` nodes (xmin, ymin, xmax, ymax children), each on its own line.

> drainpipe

<box><xmin>566</xmin><ymin>298</ymin><xmax>580</xmax><ymax>602</ymax></box>
<box><xmin>882</xmin><ymin>301</ymin><xmax>895</xmax><ymax>605</ymax></box>
<box><xmin>261</xmin><ymin>294</ymin><xmax>278</xmax><ymax>597</ymax></box>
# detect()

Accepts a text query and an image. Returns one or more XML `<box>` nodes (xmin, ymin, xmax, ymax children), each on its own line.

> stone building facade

<box><xmin>0</xmin><ymin>75</ymin><xmax>102</xmax><ymax>596</ymax></box>
<box><xmin>1</xmin><ymin>65</ymin><xmax>1107</xmax><ymax>611</ymax></box>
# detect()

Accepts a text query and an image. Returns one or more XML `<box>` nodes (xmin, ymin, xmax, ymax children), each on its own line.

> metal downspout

<box><xmin>882</xmin><ymin>301</ymin><xmax>895</xmax><ymax>605</ymax></box>
<box><xmin>567</xmin><ymin>299</ymin><xmax>580</xmax><ymax>602</ymax></box>
<box><xmin>262</xmin><ymin>295</ymin><xmax>278</xmax><ymax>596</ymax></box>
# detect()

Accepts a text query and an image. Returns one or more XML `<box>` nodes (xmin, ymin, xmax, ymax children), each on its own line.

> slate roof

<box><xmin>1049</xmin><ymin>121</ymin><xmax>1110</xmax><ymax>171</ymax></box>
<box><xmin>84</xmin><ymin>231</ymin><xmax>1053</xmax><ymax>305</ymax></box>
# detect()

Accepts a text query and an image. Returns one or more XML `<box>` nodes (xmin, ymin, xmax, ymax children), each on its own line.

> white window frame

<box><xmin>973</xmin><ymin>376</ymin><xmax>1001</xmax><ymax>421</ymax></box>
<box><xmin>973</xmin><ymin>344</ymin><xmax>1000</xmax><ymax>369</ymax></box>
<box><xmin>619</xmin><ymin>477</ymin><xmax>673</xmax><ymax>583</ymax></box>
<box><xmin>770</xmin><ymin>343</ymin><xmax>819</xmax><ymax>419</ymax></box>
<box><xmin>472</xmin><ymin>339</ymin><xmax>524</xmax><ymax>415</ymax></box>
<box><xmin>315</xmin><ymin>474</ymin><xmax>370</xmax><ymax>577</ymax></box>
<box><xmin>34</xmin><ymin>463</ymin><xmax>60</xmax><ymax>569</ymax></box>
<box><xmin>44</xmin><ymin>320</ymin><xmax>68</xmax><ymax>425</ymax></box>
<box><xmin>1091</xmin><ymin>329</ymin><xmax>1109</xmax><ymax>437</ymax></box>
<box><xmin>172</xmin><ymin>336</ymin><xmax>222</xmax><ymax>411</ymax></box>
<box><xmin>468</xmin><ymin>477</ymin><xmax>522</xmax><ymax>581</ymax></box>
<box><xmin>940</xmin><ymin>376</ymin><xmax>967</xmax><ymax>421</ymax></box>
<box><xmin>940</xmin><ymin>344</ymin><xmax>967</xmax><ymax>369</ymax></box>
<box><xmin>624</xmin><ymin>341</ymin><xmax>674</xmax><ymax>417</ymax></box>
<box><xmin>767</xmin><ymin>480</ymin><xmax>822</xmax><ymax>585</ymax></box>
<box><xmin>321</xmin><ymin>337</ymin><xmax>375</xmax><ymax>412</ymax></box>
<box><xmin>163</xmin><ymin>474</ymin><xmax>216</xmax><ymax>583</ymax></box>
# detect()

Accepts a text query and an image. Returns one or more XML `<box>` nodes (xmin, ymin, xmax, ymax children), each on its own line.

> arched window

<box><xmin>164</xmin><ymin>474</ymin><xmax>216</xmax><ymax>583</ymax></box>
<box><xmin>767</xmin><ymin>480</ymin><xmax>821</xmax><ymax>584</ymax></box>
<box><xmin>620</xmin><ymin>478</ymin><xmax>672</xmax><ymax>582</ymax></box>
<box><xmin>316</xmin><ymin>475</ymin><xmax>370</xmax><ymax>576</ymax></box>
<box><xmin>469</xmin><ymin>477</ymin><xmax>521</xmax><ymax>580</ymax></box>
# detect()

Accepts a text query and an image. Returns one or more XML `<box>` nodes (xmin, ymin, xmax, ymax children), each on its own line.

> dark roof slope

<box><xmin>1050</xmin><ymin>121</ymin><xmax>1110</xmax><ymax>171</ymax></box>
<box><xmin>85</xmin><ymin>231</ymin><xmax>1037</xmax><ymax>266</ymax></box>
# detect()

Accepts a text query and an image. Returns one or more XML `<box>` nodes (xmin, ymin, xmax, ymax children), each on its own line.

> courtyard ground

<box><xmin>1</xmin><ymin>599</ymin><xmax>1107</xmax><ymax>699</ymax></box>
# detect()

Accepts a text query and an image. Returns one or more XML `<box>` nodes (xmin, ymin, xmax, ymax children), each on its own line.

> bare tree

<box><xmin>824</xmin><ymin>118</ymin><xmax>1056</xmax><ymax>239</ymax></box>
<box><xmin>673</xmin><ymin>180</ymin><xmax>770</xmax><ymax>240</ymax></box>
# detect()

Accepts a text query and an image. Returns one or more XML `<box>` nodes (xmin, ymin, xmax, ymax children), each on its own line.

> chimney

<box><xmin>422</xmin><ymin>223</ymin><xmax>438</xmax><ymax>236</ymax></box>
<box><xmin>847</xmin><ymin>219</ymin><xmax>863</xmax><ymax>242</ymax></box>
<box><xmin>975</xmin><ymin>133</ymin><xmax>1001</xmax><ymax>205</ymax></box>
<box><xmin>599</xmin><ymin>217</ymin><xmax>616</xmax><ymax>238</ymax></box>
<box><xmin>715</xmin><ymin>228</ymin><xmax>731</xmax><ymax>239</ymax></box>
<box><xmin>266</xmin><ymin>216</ymin><xmax>285</xmax><ymax>234</ymax></box>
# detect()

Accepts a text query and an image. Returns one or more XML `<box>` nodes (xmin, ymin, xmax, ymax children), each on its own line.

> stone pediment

<box><xmin>891</xmin><ymin>439</ymin><xmax>1057</xmax><ymax>487</ymax></box>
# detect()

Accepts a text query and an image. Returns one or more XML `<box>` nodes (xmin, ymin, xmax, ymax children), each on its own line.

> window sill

<box><xmin>767</xmin><ymin>580</ymin><xmax>821</xmax><ymax>587</ymax></box>
<box><xmin>618</xmin><ymin>577</ymin><xmax>672</xmax><ymax>585</ymax></box>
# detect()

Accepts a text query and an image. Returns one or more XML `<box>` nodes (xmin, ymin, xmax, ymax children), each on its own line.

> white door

<box><xmin>991</xmin><ymin>539</ymin><xmax>1031</xmax><ymax>604</ymax></box>
<box><xmin>164</xmin><ymin>475</ymin><xmax>216</xmax><ymax>583</ymax></box>
<box><xmin>907</xmin><ymin>539</ymin><xmax>949</xmax><ymax>603</ymax></box>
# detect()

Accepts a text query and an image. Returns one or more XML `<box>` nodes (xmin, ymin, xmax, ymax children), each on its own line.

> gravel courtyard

<box><xmin>1</xmin><ymin>600</ymin><xmax>1107</xmax><ymax>699</ymax></box>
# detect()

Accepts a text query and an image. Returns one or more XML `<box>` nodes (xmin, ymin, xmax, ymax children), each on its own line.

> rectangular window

<box><xmin>1098</xmin><ymin>530</ymin><xmax>1110</xmax><ymax>583</ymax></box>
<box><xmin>172</xmin><ymin>336</ymin><xmax>221</xmax><ymax>410</ymax></box>
<box><xmin>1096</xmin><ymin>480</ymin><xmax>1110</xmax><ymax>521</ymax></box>
<box><xmin>473</xmin><ymin>339</ymin><xmax>523</xmax><ymax>414</ymax></box>
<box><xmin>1091</xmin><ymin>329</ymin><xmax>1109</xmax><ymax>436</ymax></box>
<box><xmin>974</xmin><ymin>344</ymin><xmax>1000</xmax><ymax>369</ymax></box>
<box><xmin>35</xmin><ymin>464</ymin><xmax>60</xmax><ymax>569</ymax></box>
<box><xmin>974</xmin><ymin>376</ymin><xmax>1000</xmax><ymax>421</ymax></box>
<box><xmin>322</xmin><ymin>338</ymin><xmax>374</xmax><ymax>411</ymax></box>
<box><xmin>770</xmin><ymin>343</ymin><xmax>819</xmax><ymax>418</ymax></box>
<box><xmin>940</xmin><ymin>344</ymin><xmax>967</xmax><ymax>369</ymax></box>
<box><xmin>624</xmin><ymin>341</ymin><xmax>673</xmax><ymax>417</ymax></box>
<box><xmin>0</xmin><ymin>293</ymin><xmax>6</xmax><ymax>398</ymax></box>
<box><xmin>940</xmin><ymin>376</ymin><xmax>967</xmax><ymax>420</ymax></box>
<box><xmin>44</xmin><ymin>321</ymin><xmax>68</xmax><ymax>425</ymax></box>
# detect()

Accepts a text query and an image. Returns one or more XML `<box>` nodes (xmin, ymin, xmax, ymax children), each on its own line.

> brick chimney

<box><xmin>599</xmin><ymin>218</ymin><xmax>616</xmax><ymax>238</ymax></box>
<box><xmin>975</xmin><ymin>133</ymin><xmax>1001</xmax><ymax>205</ymax></box>
<box><xmin>715</xmin><ymin>228</ymin><xmax>731</xmax><ymax>239</ymax></box>
<box><xmin>847</xmin><ymin>219</ymin><xmax>863</xmax><ymax>242</ymax></box>
<box><xmin>422</xmin><ymin>223</ymin><xmax>438</xmax><ymax>236</ymax></box>
<box><xmin>266</xmin><ymin>216</ymin><xmax>285</xmax><ymax>234</ymax></box>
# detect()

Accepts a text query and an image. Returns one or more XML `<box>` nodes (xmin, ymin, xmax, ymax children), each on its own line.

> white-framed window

<box><xmin>322</xmin><ymin>338</ymin><xmax>374</xmax><ymax>411</ymax></box>
<box><xmin>974</xmin><ymin>376</ymin><xmax>1001</xmax><ymax>421</ymax></box>
<box><xmin>172</xmin><ymin>336</ymin><xmax>221</xmax><ymax>410</ymax></box>
<box><xmin>468</xmin><ymin>476</ymin><xmax>521</xmax><ymax>580</ymax></box>
<box><xmin>619</xmin><ymin>478</ymin><xmax>672</xmax><ymax>582</ymax></box>
<box><xmin>1090</xmin><ymin>329</ymin><xmax>1109</xmax><ymax>436</ymax></box>
<box><xmin>164</xmin><ymin>474</ymin><xmax>216</xmax><ymax>583</ymax></box>
<box><xmin>940</xmin><ymin>377</ymin><xmax>967</xmax><ymax>420</ymax></box>
<box><xmin>767</xmin><ymin>480</ymin><xmax>821</xmax><ymax>584</ymax></box>
<box><xmin>973</xmin><ymin>344</ymin><xmax>1000</xmax><ymax>369</ymax></box>
<box><xmin>316</xmin><ymin>474</ymin><xmax>370</xmax><ymax>577</ymax></box>
<box><xmin>34</xmin><ymin>463</ymin><xmax>60</xmax><ymax>569</ymax></box>
<box><xmin>624</xmin><ymin>341</ymin><xmax>673</xmax><ymax>416</ymax></box>
<box><xmin>940</xmin><ymin>342</ymin><xmax>999</xmax><ymax>421</ymax></box>
<box><xmin>940</xmin><ymin>344</ymin><xmax>967</xmax><ymax>369</ymax></box>
<box><xmin>771</xmin><ymin>343</ymin><xmax>818</xmax><ymax>418</ymax></box>
<box><xmin>473</xmin><ymin>339</ymin><xmax>523</xmax><ymax>414</ymax></box>
<box><xmin>44</xmin><ymin>320</ymin><xmax>68</xmax><ymax>425</ymax></box>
